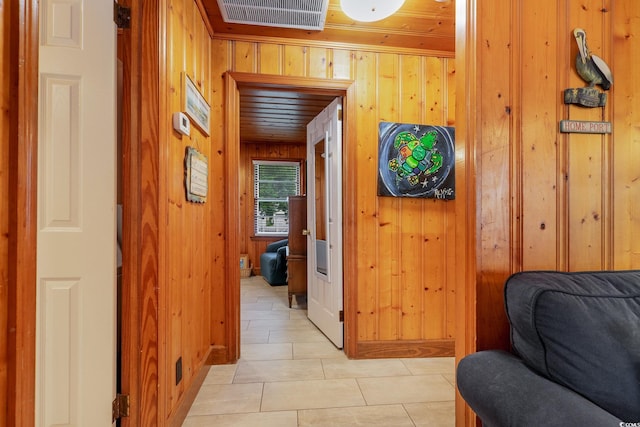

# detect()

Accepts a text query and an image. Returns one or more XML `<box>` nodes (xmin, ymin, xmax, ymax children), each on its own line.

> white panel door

<box><xmin>37</xmin><ymin>0</ymin><xmax>117</xmax><ymax>426</ymax></box>
<box><xmin>306</xmin><ymin>97</ymin><xmax>343</xmax><ymax>348</ymax></box>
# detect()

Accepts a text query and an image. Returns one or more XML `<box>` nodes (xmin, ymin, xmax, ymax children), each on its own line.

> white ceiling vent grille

<box><xmin>217</xmin><ymin>0</ymin><xmax>329</xmax><ymax>31</ymax></box>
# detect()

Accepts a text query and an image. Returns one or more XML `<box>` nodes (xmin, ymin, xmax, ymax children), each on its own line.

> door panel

<box><xmin>306</xmin><ymin>97</ymin><xmax>343</xmax><ymax>348</ymax></box>
<box><xmin>37</xmin><ymin>0</ymin><xmax>117</xmax><ymax>425</ymax></box>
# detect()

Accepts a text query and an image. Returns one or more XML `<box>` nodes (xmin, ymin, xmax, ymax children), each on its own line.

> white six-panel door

<box><xmin>37</xmin><ymin>1</ymin><xmax>117</xmax><ymax>425</ymax></box>
<box><xmin>306</xmin><ymin>97</ymin><xmax>344</xmax><ymax>349</ymax></box>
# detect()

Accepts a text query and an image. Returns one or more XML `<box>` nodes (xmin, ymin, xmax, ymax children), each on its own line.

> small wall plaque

<box><xmin>559</xmin><ymin>120</ymin><xmax>612</xmax><ymax>134</ymax></box>
<box><xmin>185</xmin><ymin>146</ymin><xmax>208</xmax><ymax>203</ymax></box>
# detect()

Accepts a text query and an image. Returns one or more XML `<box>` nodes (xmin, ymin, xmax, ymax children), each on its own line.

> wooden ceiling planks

<box><xmin>202</xmin><ymin>0</ymin><xmax>455</xmax><ymax>53</ymax></box>
<box><xmin>202</xmin><ymin>0</ymin><xmax>455</xmax><ymax>144</ymax></box>
<box><xmin>239</xmin><ymin>88</ymin><xmax>336</xmax><ymax>144</ymax></box>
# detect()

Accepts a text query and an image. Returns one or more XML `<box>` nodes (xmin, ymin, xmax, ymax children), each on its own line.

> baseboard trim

<box><xmin>206</xmin><ymin>345</ymin><xmax>230</xmax><ymax>365</ymax></box>
<box><xmin>355</xmin><ymin>339</ymin><xmax>455</xmax><ymax>359</ymax></box>
<box><xmin>168</xmin><ymin>359</ymin><xmax>210</xmax><ymax>427</ymax></box>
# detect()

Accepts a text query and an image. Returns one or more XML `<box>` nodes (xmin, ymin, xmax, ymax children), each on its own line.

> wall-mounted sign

<box><xmin>185</xmin><ymin>146</ymin><xmax>208</xmax><ymax>203</ymax></box>
<box><xmin>559</xmin><ymin>120</ymin><xmax>612</xmax><ymax>134</ymax></box>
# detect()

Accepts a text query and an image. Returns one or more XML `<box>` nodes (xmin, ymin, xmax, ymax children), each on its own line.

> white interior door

<box><xmin>37</xmin><ymin>1</ymin><xmax>117</xmax><ymax>425</ymax></box>
<box><xmin>306</xmin><ymin>97</ymin><xmax>343</xmax><ymax>349</ymax></box>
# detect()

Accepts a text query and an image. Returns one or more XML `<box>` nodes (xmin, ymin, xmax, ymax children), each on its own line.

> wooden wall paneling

<box><xmin>7</xmin><ymin>0</ymin><xmax>38</xmax><ymax>424</ymax></box>
<box><xmin>218</xmin><ymin>43</ymin><xmax>455</xmax><ymax>356</ymax></box>
<box><xmin>398</xmin><ymin>55</ymin><xmax>425</xmax><ymax>341</ymax></box>
<box><xmin>159</xmin><ymin>0</ymin><xmax>171</xmax><ymax>420</ymax></box>
<box><xmin>475</xmin><ymin>0</ymin><xmax>512</xmax><ymax>352</ymax></box>
<box><xmin>422</xmin><ymin>57</ymin><xmax>447</xmax><ymax>340</ymax></box>
<box><xmin>612</xmin><ymin>1</ymin><xmax>640</xmax><ymax>269</ymax></box>
<box><xmin>444</xmin><ymin>58</ymin><xmax>457</xmax><ymax>340</ymax></box>
<box><xmin>234</xmin><ymin>41</ymin><xmax>257</xmax><ymax>73</ymax></box>
<box><xmin>376</xmin><ymin>53</ymin><xmax>400</xmax><ymax>341</ymax></box>
<box><xmin>258</xmin><ymin>43</ymin><xmax>282</xmax><ymax>75</ymax></box>
<box><xmin>284</xmin><ymin>45</ymin><xmax>306</xmax><ymax>76</ymax></box>
<box><xmin>0</xmin><ymin>3</ymin><xmax>9</xmax><ymax>423</ymax></box>
<box><xmin>567</xmin><ymin>3</ymin><xmax>608</xmax><ymax>271</ymax></box>
<box><xmin>331</xmin><ymin>49</ymin><xmax>353</xmax><ymax>80</ymax></box>
<box><xmin>308</xmin><ymin>47</ymin><xmax>329</xmax><ymax>79</ymax></box>
<box><xmin>520</xmin><ymin>0</ymin><xmax>560</xmax><ymax>270</ymax></box>
<box><xmin>443</xmin><ymin>58</ymin><xmax>457</xmax><ymax>340</ymax></box>
<box><xmin>354</xmin><ymin>51</ymin><xmax>379</xmax><ymax>342</ymax></box>
<box><xmin>164</xmin><ymin>1</ymin><xmax>215</xmax><ymax>422</ymax></box>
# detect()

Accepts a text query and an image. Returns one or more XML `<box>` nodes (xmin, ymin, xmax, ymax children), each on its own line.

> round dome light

<box><xmin>340</xmin><ymin>0</ymin><xmax>406</xmax><ymax>23</ymax></box>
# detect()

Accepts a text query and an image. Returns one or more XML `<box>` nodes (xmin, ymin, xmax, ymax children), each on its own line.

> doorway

<box><xmin>224</xmin><ymin>72</ymin><xmax>357</xmax><ymax>359</ymax></box>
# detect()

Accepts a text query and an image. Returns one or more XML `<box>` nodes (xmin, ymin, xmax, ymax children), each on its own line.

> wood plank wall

<box><xmin>210</xmin><ymin>39</ymin><xmax>457</xmax><ymax>356</ymax></box>
<box><xmin>239</xmin><ymin>143</ymin><xmax>307</xmax><ymax>275</ymax></box>
<box><xmin>162</xmin><ymin>0</ymin><xmax>214</xmax><ymax>424</ymax></box>
<box><xmin>0</xmin><ymin>2</ymin><xmax>9</xmax><ymax>424</ymax></box>
<box><xmin>462</xmin><ymin>0</ymin><xmax>640</xmax><ymax>353</ymax></box>
<box><xmin>457</xmin><ymin>2</ymin><xmax>640</xmax><ymax>425</ymax></box>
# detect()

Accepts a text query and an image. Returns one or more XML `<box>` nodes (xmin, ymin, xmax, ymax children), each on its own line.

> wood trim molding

<box><xmin>213</xmin><ymin>33</ymin><xmax>455</xmax><ymax>59</ymax></box>
<box><xmin>356</xmin><ymin>340</ymin><xmax>455</xmax><ymax>359</ymax></box>
<box><xmin>120</xmin><ymin>0</ymin><xmax>162</xmax><ymax>425</ymax></box>
<box><xmin>167</xmin><ymin>357</ymin><xmax>211</xmax><ymax>427</ymax></box>
<box><xmin>225</xmin><ymin>72</ymin><xmax>241</xmax><ymax>362</ymax></box>
<box><xmin>455</xmin><ymin>0</ymin><xmax>477</xmax><ymax>426</ymax></box>
<box><xmin>7</xmin><ymin>0</ymin><xmax>39</xmax><ymax>425</ymax></box>
<box><xmin>224</xmin><ymin>72</ymin><xmax>357</xmax><ymax>358</ymax></box>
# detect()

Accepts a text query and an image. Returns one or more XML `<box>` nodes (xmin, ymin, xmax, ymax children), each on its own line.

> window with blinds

<box><xmin>253</xmin><ymin>160</ymin><xmax>301</xmax><ymax>235</ymax></box>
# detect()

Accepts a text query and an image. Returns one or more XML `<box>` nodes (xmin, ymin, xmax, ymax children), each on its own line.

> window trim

<box><xmin>252</xmin><ymin>159</ymin><xmax>302</xmax><ymax>236</ymax></box>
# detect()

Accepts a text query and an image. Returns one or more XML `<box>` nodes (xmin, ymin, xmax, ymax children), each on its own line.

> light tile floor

<box><xmin>182</xmin><ymin>275</ymin><xmax>455</xmax><ymax>426</ymax></box>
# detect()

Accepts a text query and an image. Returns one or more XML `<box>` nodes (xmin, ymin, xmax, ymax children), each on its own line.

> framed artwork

<box><xmin>378</xmin><ymin>122</ymin><xmax>455</xmax><ymax>199</ymax></box>
<box><xmin>184</xmin><ymin>146</ymin><xmax>208</xmax><ymax>203</ymax></box>
<box><xmin>183</xmin><ymin>72</ymin><xmax>210</xmax><ymax>136</ymax></box>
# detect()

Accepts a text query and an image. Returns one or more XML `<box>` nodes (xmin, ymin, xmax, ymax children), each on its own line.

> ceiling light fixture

<box><xmin>340</xmin><ymin>0</ymin><xmax>406</xmax><ymax>23</ymax></box>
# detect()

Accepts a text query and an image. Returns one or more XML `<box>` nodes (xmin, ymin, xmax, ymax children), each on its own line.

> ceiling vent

<box><xmin>217</xmin><ymin>0</ymin><xmax>329</xmax><ymax>31</ymax></box>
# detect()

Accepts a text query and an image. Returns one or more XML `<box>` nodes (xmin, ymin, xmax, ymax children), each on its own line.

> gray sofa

<box><xmin>457</xmin><ymin>270</ymin><xmax>640</xmax><ymax>426</ymax></box>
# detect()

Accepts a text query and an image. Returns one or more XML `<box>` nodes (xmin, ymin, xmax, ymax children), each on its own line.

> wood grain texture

<box><xmin>201</xmin><ymin>0</ymin><xmax>456</xmax><ymax>54</ymax></box>
<box><xmin>119</xmin><ymin>0</ymin><xmax>143</xmax><ymax>425</ymax></box>
<box><xmin>138</xmin><ymin>0</ymin><xmax>161</xmax><ymax>424</ymax></box>
<box><xmin>612</xmin><ymin>0</ymin><xmax>640</xmax><ymax>269</ymax></box>
<box><xmin>239</xmin><ymin>142</ymin><xmax>306</xmax><ymax>274</ymax></box>
<box><xmin>6</xmin><ymin>0</ymin><xmax>38</xmax><ymax>425</ymax></box>
<box><xmin>0</xmin><ymin>2</ymin><xmax>9</xmax><ymax>423</ymax></box>
<box><xmin>457</xmin><ymin>1</ymin><xmax>640</xmax><ymax>425</ymax></box>
<box><xmin>164</xmin><ymin>0</ymin><xmax>215</xmax><ymax>423</ymax></box>
<box><xmin>212</xmin><ymin>43</ymin><xmax>457</xmax><ymax>357</ymax></box>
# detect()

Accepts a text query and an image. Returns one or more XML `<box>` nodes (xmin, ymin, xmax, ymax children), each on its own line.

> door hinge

<box><xmin>339</xmin><ymin>310</ymin><xmax>344</xmax><ymax>322</ymax></box>
<box><xmin>337</xmin><ymin>107</ymin><xmax>343</xmax><ymax>122</ymax></box>
<box><xmin>112</xmin><ymin>394</ymin><xmax>130</xmax><ymax>422</ymax></box>
<box><xmin>114</xmin><ymin>2</ymin><xmax>131</xmax><ymax>29</ymax></box>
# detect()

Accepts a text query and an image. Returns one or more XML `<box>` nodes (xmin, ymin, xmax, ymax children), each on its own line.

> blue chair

<box><xmin>259</xmin><ymin>239</ymin><xmax>288</xmax><ymax>285</ymax></box>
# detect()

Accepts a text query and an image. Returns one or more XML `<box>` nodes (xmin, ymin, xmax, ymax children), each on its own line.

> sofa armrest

<box><xmin>457</xmin><ymin>350</ymin><xmax>622</xmax><ymax>427</ymax></box>
<box><xmin>275</xmin><ymin>245</ymin><xmax>287</xmax><ymax>271</ymax></box>
<box><xmin>265</xmin><ymin>239</ymin><xmax>288</xmax><ymax>253</ymax></box>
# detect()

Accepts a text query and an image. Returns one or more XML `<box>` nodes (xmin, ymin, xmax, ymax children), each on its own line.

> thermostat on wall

<box><xmin>173</xmin><ymin>112</ymin><xmax>191</xmax><ymax>136</ymax></box>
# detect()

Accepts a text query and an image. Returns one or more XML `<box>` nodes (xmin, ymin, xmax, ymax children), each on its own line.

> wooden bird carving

<box><xmin>573</xmin><ymin>28</ymin><xmax>613</xmax><ymax>90</ymax></box>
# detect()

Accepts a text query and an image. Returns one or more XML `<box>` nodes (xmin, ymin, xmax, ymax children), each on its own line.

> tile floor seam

<box><xmin>183</xmin><ymin>276</ymin><xmax>455</xmax><ymax>426</ymax></box>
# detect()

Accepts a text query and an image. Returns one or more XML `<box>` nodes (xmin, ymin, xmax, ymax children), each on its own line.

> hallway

<box><xmin>182</xmin><ymin>276</ymin><xmax>455</xmax><ymax>426</ymax></box>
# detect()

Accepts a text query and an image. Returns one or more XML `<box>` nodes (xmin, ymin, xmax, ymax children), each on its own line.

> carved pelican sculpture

<box><xmin>573</xmin><ymin>28</ymin><xmax>613</xmax><ymax>90</ymax></box>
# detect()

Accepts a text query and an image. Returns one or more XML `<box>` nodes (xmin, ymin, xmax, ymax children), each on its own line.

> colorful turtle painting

<box><xmin>377</xmin><ymin>122</ymin><xmax>455</xmax><ymax>199</ymax></box>
<box><xmin>388</xmin><ymin>130</ymin><xmax>443</xmax><ymax>186</ymax></box>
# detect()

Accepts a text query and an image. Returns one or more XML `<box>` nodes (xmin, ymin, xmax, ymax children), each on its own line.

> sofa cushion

<box><xmin>505</xmin><ymin>270</ymin><xmax>640</xmax><ymax>421</ymax></box>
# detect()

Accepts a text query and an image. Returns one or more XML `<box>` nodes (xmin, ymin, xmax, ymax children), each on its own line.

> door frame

<box><xmin>224</xmin><ymin>72</ymin><xmax>358</xmax><ymax>358</ymax></box>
